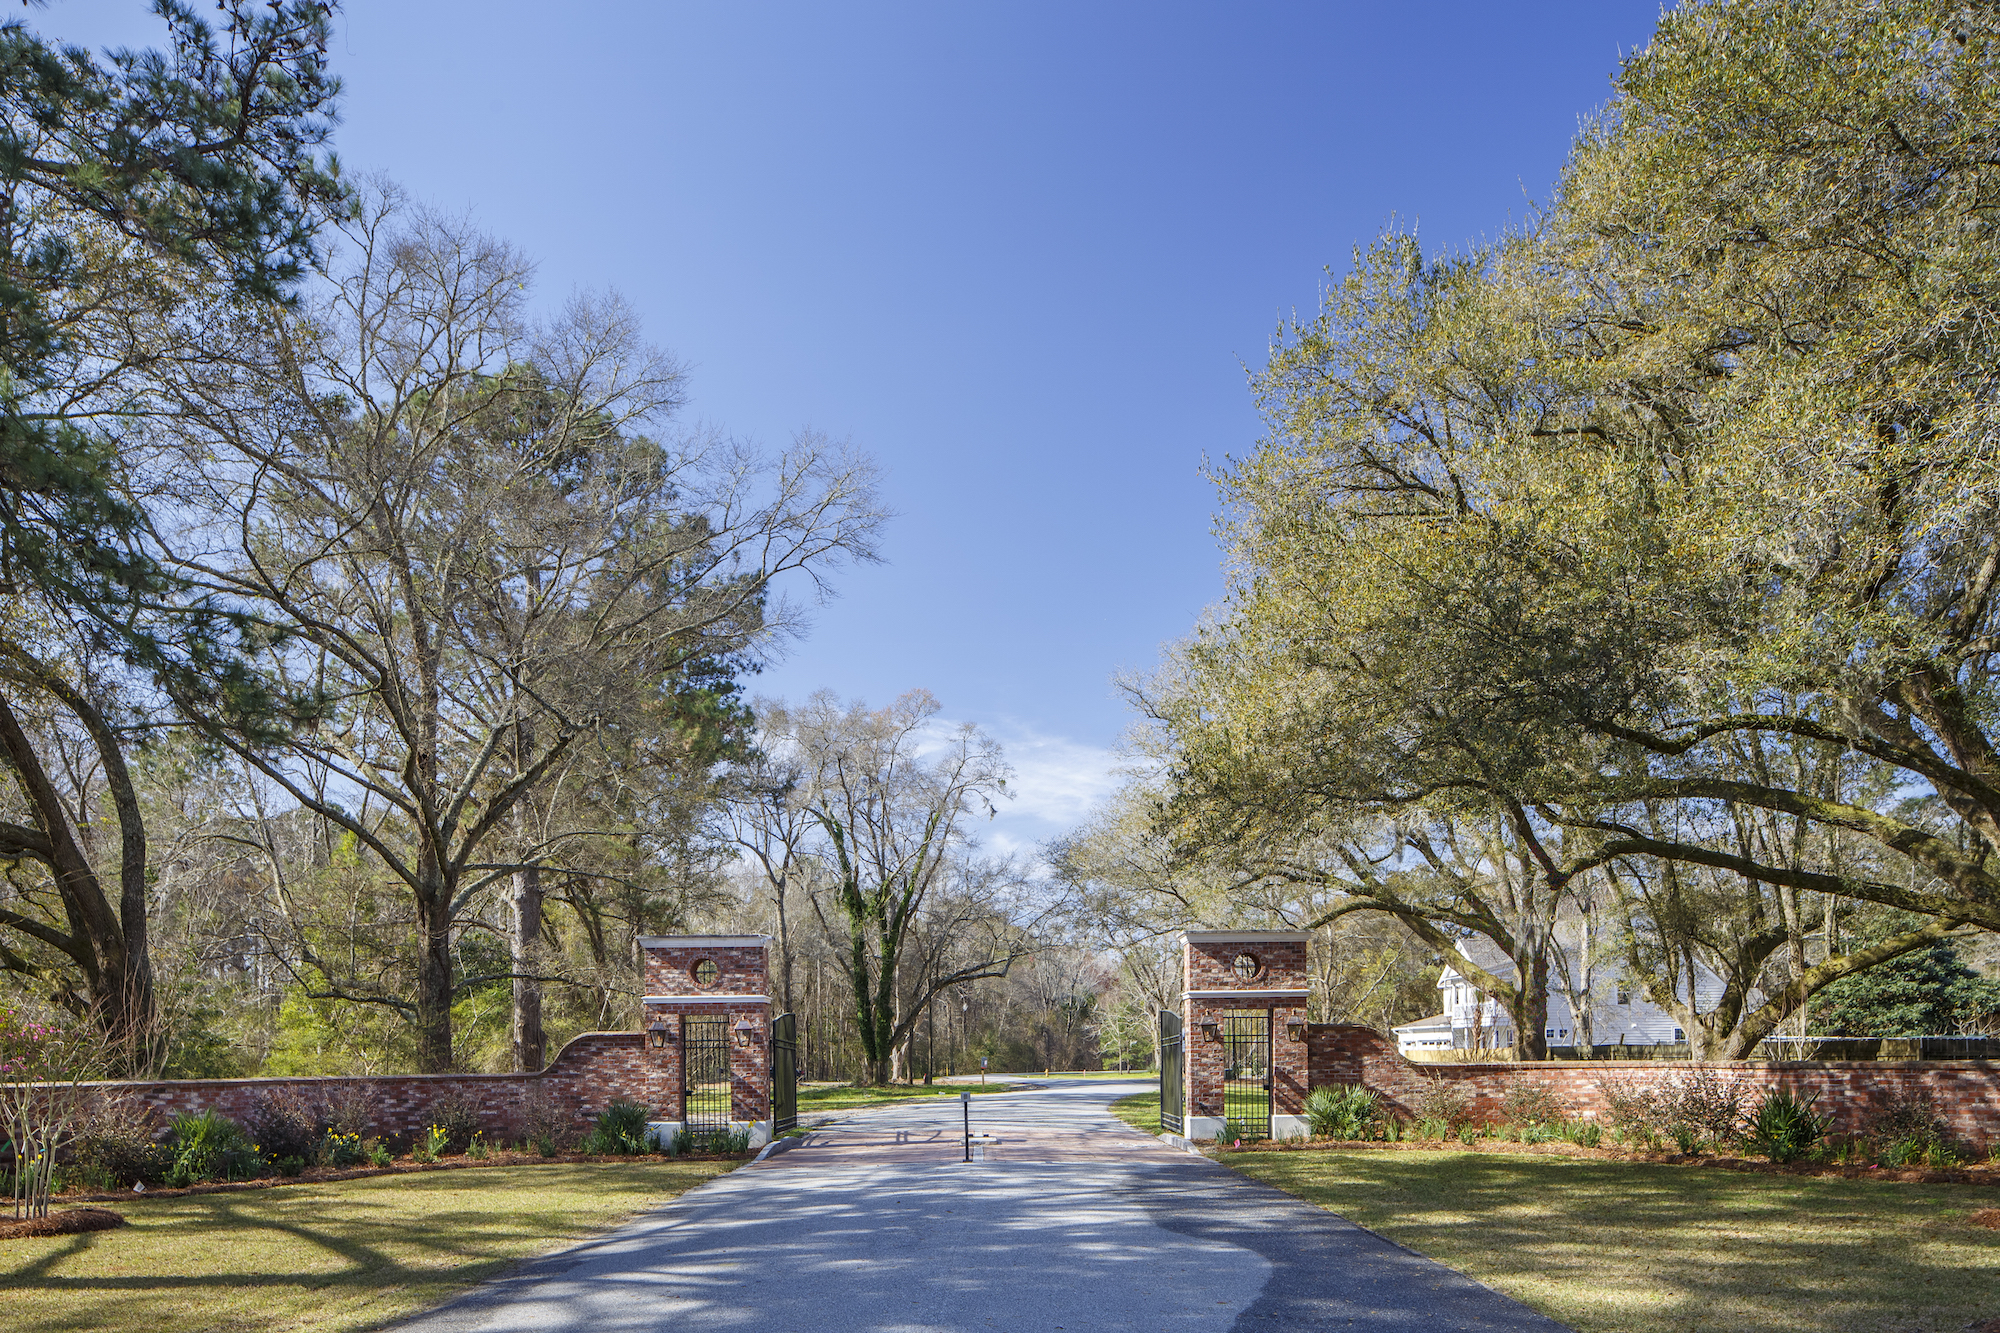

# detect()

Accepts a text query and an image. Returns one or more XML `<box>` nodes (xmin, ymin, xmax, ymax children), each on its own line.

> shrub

<box><xmin>1499</xmin><ymin>1081</ymin><xmax>1571</xmax><ymax>1127</ymax></box>
<box><xmin>1746</xmin><ymin>1089</ymin><xmax>1831</xmax><ymax>1164</ymax></box>
<box><xmin>167</xmin><ymin>1109</ymin><xmax>257</xmax><ymax>1186</ymax></box>
<box><xmin>1597</xmin><ymin>1078</ymin><xmax>1660</xmax><ymax>1139</ymax></box>
<box><xmin>1869</xmin><ymin>1091</ymin><xmax>1957</xmax><ymax>1168</ymax></box>
<box><xmin>423</xmin><ymin>1092</ymin><xmax>484</xmax><ymax>1155</ymax></box>
<box><xmin>1599</xmin><ymin>1070</ymin><xmax>1749</xmax><ymax>1151</ymax></box>
<box><xmin>1657</xmin><ymin>1069</ymin><xmax>1751</xmax><ymax>1148</ymax></box>
<box><xmin>246</xmin><ymin>1088</ymin><xmax>328</xmax><ymax>1165</ymax></box>
<box><xmin>1305</xmin><ymin>1084</ymin><xmax>1382</xmax><ymax>1140</ymax></box>
<box><xmin>72</xmin><ymin>1098</ymin><xmax>171</xmax><ymax>1189</ymax></box>
<box><xmin>1412</xmin><ymin>1073</ymin><xmax>1474</xmax><ymax>1130</ymax></box>
<box><xmin>585</xmin><ymin>1100</ymin><xmax>653</xmax><ymax>1155</ymax></box>
<box><xmin>321</xmin><ymin>1085</ymin><xmax>371</xmax><ymax>1138</ymax></box>
<box><xmin>518</xmin><ymin>1090</ymin><xmax>571</xmax><ymax>1157</ymax></box>
<box><xmin>365</xmin><ymin>1137</ymin><xmax>393</xmax><ymax>1167</ymax></box>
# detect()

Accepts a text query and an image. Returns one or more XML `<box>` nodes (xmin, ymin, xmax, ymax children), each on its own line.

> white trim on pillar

<box><xmin>1185</xmin><ymin>988</ymin><xmax>1310</xmax><ymax>1001</ymax></box>
<box><xmin>641</xmin><ymin>995</ymin><xmax>773</xmax><ymax>1006</ymax></box>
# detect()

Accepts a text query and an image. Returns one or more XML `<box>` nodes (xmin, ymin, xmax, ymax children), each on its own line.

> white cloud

<box><xmin>932</xmin><ymin>719</ymin><xmax>1124</xmax><ymax>865</ymax></box>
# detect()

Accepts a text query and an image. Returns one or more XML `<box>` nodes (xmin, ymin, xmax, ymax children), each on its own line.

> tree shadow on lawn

<box><xmin>1227</xmin><ymin>1149</ymin><xmax>2000</xmax><ymax>1333</ymax></box>
<box><xmin>2</xmin><ymin>1167</ymin><xmax>708</xmax><ymax>1297</ymax></box>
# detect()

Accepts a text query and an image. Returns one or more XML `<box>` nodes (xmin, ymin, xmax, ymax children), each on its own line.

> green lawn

<box><xmin>794</xmin><ymin>1081</ymin><xmax>1023</xmax><ymax>1114</ymax></box>
<box><xmin>1</xmin><ymin>1160</ymin><xmax>735</xmax><ymax>1333</ymax></box>
<box><xmin>1109</xmin><ymin>1089</ymin><xmax>1162</xmax><ymax>1135</ymax></box>
<box><xmin>1225</xmin><ymin>1146</ymin><xmax>2000</xmax><ymax>1333</ymax></box>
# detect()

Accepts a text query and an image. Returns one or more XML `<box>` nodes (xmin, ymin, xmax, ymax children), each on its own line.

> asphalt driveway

<box><xmin>393</xmin><ymin>1078</ymin><xmax>1569</xmax><ymax>1333</ymax></box>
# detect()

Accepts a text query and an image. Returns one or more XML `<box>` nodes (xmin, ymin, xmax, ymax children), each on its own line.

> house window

<box><xmin>1545</xmin><ymin>1029</ymin><xmax>1556</xmax><ymax>1039</ymax></box>
<box><xmin>1617</xmin><ymin>987</ymin><xmax>1631</xmax><ymax>1005</ymax></box>
<box><xmin>1673</xmin><ymin>1027</ymin><xmax>1686</xmax><ymax>1042</ymax></box>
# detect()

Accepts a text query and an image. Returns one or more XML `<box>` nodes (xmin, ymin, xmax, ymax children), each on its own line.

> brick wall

<box><xmin>1306</xmin><ymin>1023</ymin><xmax>2000</xmax><ymax>1150</ymax></box>
<box><xmin>1186</xmin><ymin>939</ymin><xmax>1308</xmax><ymax>992</ymax></box>
<box><xmin>642</xmin><ymin>941</ymin><xmax>768</xmax><ymax>997</ymax></box>
<box><xmin>60</xmin><ymin>1031</ymin><xmax>657</xmax><ymax>1148</ymax></box>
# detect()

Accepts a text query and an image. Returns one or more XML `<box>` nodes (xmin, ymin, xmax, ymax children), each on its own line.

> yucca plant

<box><xmin>1305</xmin><ymin>1083</ymin><xmax>1382</xmax><ymax>1140</ymax></box>
<box><xmin>1746</xmin><ymin>1089</ymin><xmax>1830</xmax><ymax>1164</ymax></box>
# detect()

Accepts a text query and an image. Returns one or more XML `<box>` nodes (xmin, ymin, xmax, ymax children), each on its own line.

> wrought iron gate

<box><xmin>1158</xmin><ymin>1009</ymin><xmax>1184</xmax><ymax>1134</ymax></box>
<box><xmin>1220</xmin><ymin>1009</ymin><xmax>1271</xmax><ymax>1136</ymax></box>
<box><xmin>681</xmin><ymin>1015</ymin><xmax>733</xmax><ymax>1133</ymax></box>
<box><xmin>771</xmin><ymin>1011</ymin><xmax>798</xmax><ymax>1134</ymax></box>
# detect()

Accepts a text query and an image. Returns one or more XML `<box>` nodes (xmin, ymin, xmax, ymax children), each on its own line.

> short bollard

<box><xmin>962</xmin><ymin>1091</ymin><xmax>971</xmax><ymax>1162</ymax></box>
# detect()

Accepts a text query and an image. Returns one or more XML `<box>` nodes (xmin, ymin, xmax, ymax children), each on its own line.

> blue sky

<box><xmin>64</xmin><ymin>0</ymin><xmax>1666</xmax><ymax>856</ymax></box>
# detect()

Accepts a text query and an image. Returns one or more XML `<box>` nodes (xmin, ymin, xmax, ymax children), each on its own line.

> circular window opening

<box><xmin>691</xmin><ymin>959</ymin><xmax>720</xmax><ymax>988</ymax></box>
<box><xmin>1231</xmin><ymin>952</ymin><xmax>1260</xmax><ymax>981</ymax></box>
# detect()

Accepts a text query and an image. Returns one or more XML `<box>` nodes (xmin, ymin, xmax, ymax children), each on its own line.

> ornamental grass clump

<box><xmin>1305</xmin><ymin>1083</ymin><xmax>1382</xmax><ymax>1140</ymax></box>
<box><xmin>166</xmin><ymin>1109</ymin><xmax>258</xmax><ymax>1186</ymax></box>
<box><xmin>1745</xmin><ymin>1089</ymin><xmax>1831</xmax><ymax>1164</ymax></box>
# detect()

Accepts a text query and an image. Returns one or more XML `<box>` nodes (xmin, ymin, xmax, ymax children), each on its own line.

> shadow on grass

<box><xmin>1228</xmin><ymin>1148</ymin><xmax>2000</xmax><ymax>1333</ymax></box>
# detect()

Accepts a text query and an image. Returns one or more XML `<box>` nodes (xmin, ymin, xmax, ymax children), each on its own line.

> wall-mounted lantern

<box><xmin>1286</xmin><ymin>1019</ymin><xmax>1306</xmax><ymax>1043</ymax></box>
<box><xmin>1200</xmin><ymin>1019</ymin><xmax>1222</xmax><ymax>1043</ymax></box>
<box><xmin>648</xmin><ymin>1020</ymin><xmax>671</xmax><ymax>1049</ymax></box>
<box><xmin>732</xmin><ymin>1017</ymin><xmax>757</xmax><ymax>1047</ymax></box>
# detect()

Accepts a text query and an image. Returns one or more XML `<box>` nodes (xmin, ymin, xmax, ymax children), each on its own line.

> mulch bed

<box><xmin>67</xmin><ymin>1147</ymin><xmax>753</xmax><ymax>1205</ymax></box>
<box><xmin>1212</xmin><ymin>1135</ymin><xmax>2000</xmax><ymax>1187</ymax></box>
<box><xmin>0</xmin><ymin>1207</ymin><xmax>125</xmax><ymax>1241</ymax></box>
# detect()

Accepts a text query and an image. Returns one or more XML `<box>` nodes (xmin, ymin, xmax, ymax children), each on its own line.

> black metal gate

<box><xmin>682</xmin><ymin>1015</ymin><xmax>733</xmax><ymax>1133</ymax></box>
<box><xmin>771</xmin><ymin>1011</ymin><xmax>798</xmax><ymax>1134</ymax></box>
<box><xmin>1158</xmin><ymin>1009</ymin><xmax>1184</xmax><ymax>1134</ymax></box>
<box><xmin>1220</xmin><ymin>1008</ymin><xmax>1271</xmax><ymax>1136</ymax></box>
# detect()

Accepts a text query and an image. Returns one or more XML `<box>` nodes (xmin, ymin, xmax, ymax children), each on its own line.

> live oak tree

<box><xmin>156</xmin><ymin>196</ymin><xmax>884</xmax><ymax>1072</ymax></box>
<box><xmin>1153</xmin><ymin>0</ymin><xmax>2000</xmax><ymax>1058</ymax></box>
<box><xmin>0</xmin><ymin>1</ymin><xmax>340</xmax><ymax>1066</ymax></box>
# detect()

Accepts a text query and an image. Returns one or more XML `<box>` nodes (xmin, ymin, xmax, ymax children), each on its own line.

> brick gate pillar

<box><xmin>637</xmin><ymin>934</ymin><xmax>774</xmax><ymax>1148</ymax></box>
<box><xmin>1183</xmin><ymin>930</ymin><xmax>1311</xmax><ymax>1141</ymax></box>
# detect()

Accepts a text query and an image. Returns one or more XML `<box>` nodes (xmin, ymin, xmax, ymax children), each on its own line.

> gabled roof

<box><xmin>1391</xmin><ymin>1012</ymin><xmax>1452</xmax><ymax>1034</ymax></box>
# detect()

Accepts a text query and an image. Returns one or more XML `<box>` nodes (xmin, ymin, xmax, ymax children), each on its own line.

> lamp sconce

<box><xmin>732</xmin><ymin>1017</ymin><xmax>758</xmax><ymax>1047</ymax></box>
<box><xmin>647</xmin><ymin>1020</ymin><xmax>671</xmax><ymax>1050</ymax></box>
<box><xmin>1200</xmin><ymin>1019</ymin><xmax>1222</xmax><ymax>1043</ymax></box>
<box><xmin>1286</xmin><ymin>1019</ymin><xmax>1306</xmax><ymax>1043</ymax></box>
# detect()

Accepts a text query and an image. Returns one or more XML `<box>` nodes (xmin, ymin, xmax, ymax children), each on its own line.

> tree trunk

<box><xmin>415</xmin><ymin>875</ymin><xmax>456</xmax><ymax>1073</ymax></box>
<box><xmin>1512</xmin><ymin>947</ymin><xmax>1551</xmax><ymax>1060</ymax></box>
<box><xmin>0</xmin><ymin>688</ymin><xmax>155</xmax><ymax>1070</ymax></box>
<box><xmin>511</xmin><ymin>864</ymin><xmax>545</xmax><ymax>1071</ymax></box>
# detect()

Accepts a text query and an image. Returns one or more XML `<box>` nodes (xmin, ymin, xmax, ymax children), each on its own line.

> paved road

<box><xmin>396</xmin><ymin>1078</ymin><xmax>1569</xmax><ymax>1333</ymax></box>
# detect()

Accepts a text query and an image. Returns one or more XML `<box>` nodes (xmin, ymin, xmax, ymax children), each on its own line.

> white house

<box><xmin>1392</xmin><ymin>927</ymin><xmax>1728</xmax><ymax>1055</ymax></box>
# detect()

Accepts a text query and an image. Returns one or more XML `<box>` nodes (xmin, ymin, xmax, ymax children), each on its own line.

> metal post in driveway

<box><xmin>961</xmin><ymin>1091</ymin><xmax>971</xmax><ymax>1161</ymax></box>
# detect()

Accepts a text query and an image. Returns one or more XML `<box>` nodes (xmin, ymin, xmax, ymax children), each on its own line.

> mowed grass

<box><xmin>794</xmin><ymin>1081</ymin><xmax>1023</xmax><ymax>1113</ymax></box>
<box><xmin>1109</xmin><ymin>1089</ymin><xmax>1162</xmax><ymax>1135</ymax></box>
<box><xmin>1</xmin><ymin>1160</ymin><xmax>736</xmax><ymax>1333</ymax></box>
<box><xmin>1226</xmin><ymin>1146</ymin><xmax>2000</xmax><ymax>1333</ymax></box>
